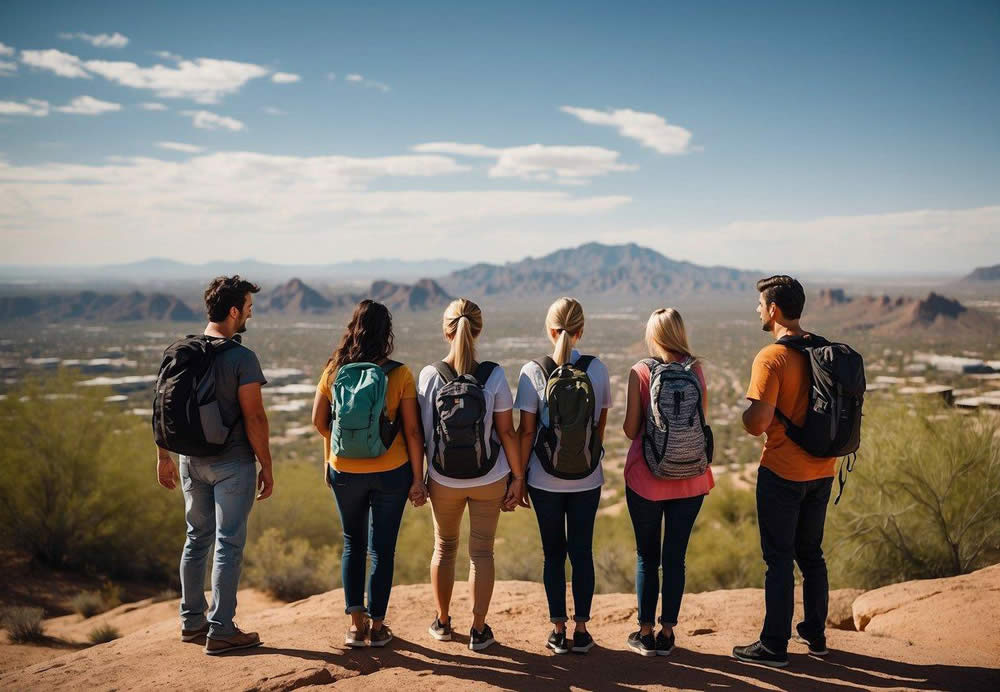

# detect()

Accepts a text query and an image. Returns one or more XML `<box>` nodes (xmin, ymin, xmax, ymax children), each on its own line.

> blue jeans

<box><xmin>329</xmin><ymin>463</ymin><xmax>412</xmax><ymax>619</ymax></box>
<box><xmin>527</xmin><ymin>485</ymin><xmax>601</xmax><ymax>623</ymax></box>
<box><xmin>757</xmin><ymin>466</ymin><xmax>833</xmax><ymax>654</ymax></box>
<box><xmin>626</xmin><ymin>487</ymin><xmax>704</xmax><ymax>627</ymax></box>
<box><xmin>179</xmin><ymin>458</ymin><xmax>257</xmax><ymax>638</ymax></box>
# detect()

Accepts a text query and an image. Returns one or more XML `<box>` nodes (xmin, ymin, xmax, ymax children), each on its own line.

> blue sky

<box><xmin>1</xmin><ymin>0</ymin><xmax>997</xmax><ymax>273</ymax></box>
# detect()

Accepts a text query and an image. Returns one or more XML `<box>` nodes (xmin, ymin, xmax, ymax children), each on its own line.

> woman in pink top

<box><xmin>622</xmin><ymin>308</ymin><xmax>714</xmax><ymax>657</ymax></box>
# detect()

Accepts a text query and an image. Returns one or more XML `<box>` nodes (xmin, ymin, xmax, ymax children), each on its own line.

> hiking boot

<box><xmin>627</xmin><ymin>630</ymin><xmax>656</xmax><ymax>657</ymax></box>
<box><xmin>204</xmin><ymin>627</ymin><xmax>262</xmax><ymax>655</ymax></box>
<box><xmin>469</xmin><ymin>624</ymin><xmax>496</xmax><ymax>651</ymax></box>
<box><xmin>345</xmin><ymin>619</ymin><xmax>370</xmax><ymax>648</ymax></box>
<box><xmin>794</xmin><ymin>624</ymin><xmax>829</xmax><ymax>656</ymax></box>
<box><xmin>571</xmin><ymin>630</ymin><xmax>595</xmax><ymax>654</ymax></box>
<box><xmin>370</xmin><ymin>624</ymin><xmax>393</xmax><ymax>648</ymax></box>
<box><xmin>180</xmin><ymin>622</ymin><xmax>209</xmax><ymax>642</ymax></box>
<box><xmin>428</xmin><ymin>616</ymin><xmax>452</xmax><ymax>642</ymax></box>
<box><xmin>655</xmin><ymin>630</ymin><xmax>675</xmax><ymax>656</ymax></box>
<box><xmin>732</xmin><ymin>640</ymin><xmax>789</xmax><ymax>667</ymax></box>
<box><xmin>546</xmin><ymin>630</ymin><xmax>569</xmax><ymax>654</ymax></box>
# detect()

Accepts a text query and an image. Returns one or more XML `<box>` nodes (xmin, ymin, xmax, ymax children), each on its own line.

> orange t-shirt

<box><xmin>316</xmin><ymin>362</ymin><xmax>417</xmax><ymax>473</ymax></box>
<box><xmin>746</xmin><ymin>343</ymin><xmax>835</xmax><ymax>482</ymax></box>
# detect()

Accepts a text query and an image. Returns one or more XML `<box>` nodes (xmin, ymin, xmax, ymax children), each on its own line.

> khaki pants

<box><xmin>429</xmin><ymin>477</ymin><xmax>507</xmax><ymax>619</ymax></box>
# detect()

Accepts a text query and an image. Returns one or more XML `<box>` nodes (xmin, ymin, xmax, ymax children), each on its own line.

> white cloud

<box><xmin>413</xmin><ymin>142</ymin><xmax>636</xmax><ymax>182</ymax></box>
<box><xmin>262</xmin><ymin>106</ymin><xmax>286</xmax><ymax>115</ymax></box>
<box><xmin>156</xmin><ymin>141</ymin><xmax>204</xmax><ymax>153</ymax></box>
<box><xmin>561</xmin><ymin>106</ymin><xmax>694</xmax><ymax>155</ymax></box>
<box><xmin>55</xmin><ymin>95</ymin><xmax>121</xmax><ymax>115</ymax></box>
<box><xmin>181</xmin><ymin>110</ymin><xmax>245</xmax><ymax>131</ymax></box>
<box><xmin>0</xmin><ymin>42</ymin><xmax>14</xmax><ymax>56</ymax></box>
<box><xmin>59</xmin><ymin>32</ymin><xmax>129</xmax><ymax>48</ymax></box>
<box><xmin>0</xmin><ymin>153</ymin><xmax>629</xmax><ymax>263</ymax></box>
<box><xmin>344</xmin><ymin>73</ymin><xmax>389</xmax><ymax>92</ymax></box>
<box><xmin>271</xmin><ymin>72</ymin><xmax>300</xmax><ymax>83</ymax></box>
<box><xmin>84</xmin><ymin>57</ymin><xmax>271</xmax><ymax>103</ymax></box>
<box><xmin>0</xmin><ymin>60</ymin><xmax>16</xmax><ymax>76</ymax></box>
<box><xmin>138</xmin><ymin>102</ymin><xmax>167</xmax><ymax>111</ymax></box>
<box><xmin>153</xmin><ymin>50</ymin><xmax>182</xmax><ymax>61</ymax></box>
<box><xmin>0</xmin><ymin>98</ymin><xmax>49</xmax><ymax>117</ymax></box>
<box><xmin>20</xmin><ymin>49</ymin><xmax>90</xmax><ymax>78</ymax></box>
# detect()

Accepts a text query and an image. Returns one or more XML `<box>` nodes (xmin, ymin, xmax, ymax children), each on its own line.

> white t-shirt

<box><xmin>418</xmin><ymin>362</ymin><xmax>514</xmax><ymax>489</ymax></box>
<box><xmin>514</xmin><ymin>349</ymin><xmax>612</xmax><ymax>492</ymax></box>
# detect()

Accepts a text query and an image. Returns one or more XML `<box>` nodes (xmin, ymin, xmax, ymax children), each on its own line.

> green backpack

<box><xmin>533</xmin><ymin>355</ymin><xmax>602</xmax><ymax>480</ymax></box>
<box><xmin>330</xmin><ymin>360</ymin><xmax>402</xmax><ymax>458</ymax></box>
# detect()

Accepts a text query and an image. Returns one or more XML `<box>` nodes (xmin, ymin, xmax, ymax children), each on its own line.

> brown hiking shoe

<box><xmin>204</xmin><ymin>627</ymin><xmax>262</xmax><ymax>655</ymax></box>
<box><xmin>181</xmin><ymin>622</ymin><xmax>210</xmax><ymax>642</ymax></box>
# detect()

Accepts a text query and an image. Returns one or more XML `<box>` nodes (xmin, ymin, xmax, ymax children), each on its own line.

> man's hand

<box><xmin>257</xmin><ymin>465</ymin><xmax>274</xmax><ymax>501</ymax></box>
<box><xmin>157</xmin><ymin>455</ymin><xmax>179</xmax><ymax>490</ymax></box>
<box><xmin>502</xmin><ymin>478</ymin><xmax>525</xmax><ymax>511</ymax></box>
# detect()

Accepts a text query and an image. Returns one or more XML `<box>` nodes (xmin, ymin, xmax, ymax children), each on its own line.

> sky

<box><xmin>0</xmin><ymin>0</ymin><xmax>998</xmax><ymax>274</ymax></box>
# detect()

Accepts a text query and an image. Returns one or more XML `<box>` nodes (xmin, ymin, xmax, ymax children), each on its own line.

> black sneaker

<box><xmin>732</xmin><ymin>640</ymin><xmax>789</xmax><ymax>667</ymax></box>
<box><xmin>369</xmin><ymin>624</ymin><xmax>393</xmax><ymax>648</ymax></box>
<box><xmin>627</xmin><ymin>630</ymin><xmax>656</xmax><ymax>657</ymax></box>
<box><xmin>546</xmin><ymin>630</ymin><xmax>569</xmax><ymax>655</ymax></box>
<box><xmin>571</xmin><ymin>630</ymin><xmax>594</xmax><ymax>653</ymax></box>
<box><xmin>793</xmin><ymin>623</ymin><xmax>829</xmax><ymax>656</ymax></box>
<box><xmin>428</xmin><ymin>616</ymin><xmax>452</xmax><ymax>642</ymax></box>
<box><xmin>469</xmin><ymin>624</ymin><xmax>496</xmax><ymax>651</ymax></box>
<box><xmin>655</xmin><ymin>630</ymin><xmax>675</xmax><ymax>656</ymax></box>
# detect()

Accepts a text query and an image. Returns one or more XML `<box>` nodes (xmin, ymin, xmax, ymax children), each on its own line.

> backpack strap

<box><xmin>574</xmin><ymin>354</ymin><xmax>595</xmax><ymax>372</ymax></box>
<box><xmin>473</xmin><ymin>361</ymin><xmax>498</xmax><ymax>387</ymax></box>
<box><xmin>532</xmin><ymin>356</ymin><xmax>558</xmax><ymax>379</ymax></box>
<box><xmin>433</xmin><ymin>360</ymin><xmax>457</xmax><ymax>384</ymax></box>
<box><xmin>381</xmin><ymin>359</ymin><xmax>402</xmax><ymax>375</ymax></box>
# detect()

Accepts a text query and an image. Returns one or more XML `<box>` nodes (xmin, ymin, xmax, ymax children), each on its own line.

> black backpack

<box><xmin>152</xmin><ymin>335</ymin><xmax>241</xmax><ymax>457</ymax></box>
<box><xmin>430</xmin><ymin>360</ymin><xmax>501</xmax><ymax>479</ymax></box>
<box><xmin>532</xmin><ymin>355</ymin><xmax>602</xmax><ymax>480</ymax></box>
<box><xmin>774</xmin><ymin>334</ymin><xmax>866</xmax><ymax>503</ymax></box>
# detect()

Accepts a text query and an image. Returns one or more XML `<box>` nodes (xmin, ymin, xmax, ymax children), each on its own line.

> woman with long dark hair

<box><xmin>311</xmin><ymin>300</ymin><xmax>427</xmax><ymax>649</ymax></box>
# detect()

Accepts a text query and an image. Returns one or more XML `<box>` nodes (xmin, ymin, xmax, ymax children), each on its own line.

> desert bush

<box><xmin>244</xmin><ymin>528</ymin><xmax>341</xmax><ymax>601</ymax></box>
<box><xmin>828</xmin><ymin>401</ymin><xmax>1000</xmax><ymax>589</ymax></box>
<box><xmin>152</xmin><ymin>589</ymin><xmax>179</xmax><ymax>603</ymax></box>
<box><xmin>2</xmin><ymin>606</ymin><xmax>45</xmax><ymax>643</ymax></box>
<box><xmin>87</xmin><ymin>624</ymin><xmax>121</xmax><ymax>644</ymax></box>
<box><xmin>71</xmin><ymin>591</ymin><xmax>107</xmax><ymax>618</ymax></box>
<box><xmin>685</xmin><ymin>476</ymin><xmax>764</xmax><ymax>592</ymax></box>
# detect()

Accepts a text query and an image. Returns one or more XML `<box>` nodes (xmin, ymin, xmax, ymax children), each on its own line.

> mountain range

<box><xmin>0</xmin><ymin>291</ymin><xmax>199</xmax><ymax>323</ymax></box>
<box><xmin>815</xmin><ymin>289</ymin><xmax>999</xmax><ymax>338</ymax></box>
<box><xmin>259</xmin><ymin>278</ymin><xmax>453</xmax><ymax>314</ymax></box>
<box><xmin>962</xmin><ymin>264</ymin><xmax>1000</xmax><ymax>282</ymax></box>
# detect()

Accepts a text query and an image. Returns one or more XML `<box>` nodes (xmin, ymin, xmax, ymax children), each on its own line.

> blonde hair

<box><xmin>545</xmin><ymin>297</ymin><xmax>585</xmax><ymax>366</ymax></box>
<box><xmin>645</xmin><ymin>308</ymin><xmax>698</xmax><ymax>363</ymax></box>
<box><xmin>442</xmin><ymin>298</ymin><xmax>483</xmax><ymax>375</ymax></box>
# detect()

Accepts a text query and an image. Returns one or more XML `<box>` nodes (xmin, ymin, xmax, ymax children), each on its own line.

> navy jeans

<box><xmin>527</xmin><ymin>485</ymin><xmax>601</xmax><ymax>623</ymax></box>
<box><xmin>626</xmin><ymin>487</ymin><xmax>704</xmax><ymax>627</ymax></box>
<box><xmin>328</xmin><ymin>463</ymin><xmax>412</xmax><ymax>620</ymax></box>
<box><xmin>756</xmin><ymin>466</ymin><xmax>833</xmax><ymax>654</ymax></box>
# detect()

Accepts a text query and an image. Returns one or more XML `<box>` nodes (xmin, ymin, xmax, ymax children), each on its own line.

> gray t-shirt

<box><xmin>181</xmin><ymin>340</ymin><xmax>267</xmax><ymax>465</ymax></box>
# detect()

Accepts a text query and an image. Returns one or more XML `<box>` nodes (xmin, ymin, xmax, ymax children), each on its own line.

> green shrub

<box><xmin>2</xmin><ymin>606</ymin><xmax>46</xmax><ymax>643</ymax></box>
<box><xmin>71</xmin><ymin>591</ymin><xmax>107</xmax><ymax>618</ymax></box>
<box><xmin>87</xmin><ymin>624</ymin><xmax>121</xmax><ymax>644</ymax></box>
<box><xmin>828</xmin><ymin>401</ymin><xmax>1000</xmax><ymax>589</ymax></box>
<box><xmin>686</xmin><ymin>476</ymin><xmax>764</xmax><ymax>592</ymax></box>
<box><xmin>244</xmin><ymin>528</ymin><xmax>341</xmax><ymax>601</ymax></box>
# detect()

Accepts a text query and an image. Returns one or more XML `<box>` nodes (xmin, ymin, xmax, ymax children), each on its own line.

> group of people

<box><xmin>154</xmin><ymin>273</ymin><xmax>839</xmax><ymax>669</ymax></box>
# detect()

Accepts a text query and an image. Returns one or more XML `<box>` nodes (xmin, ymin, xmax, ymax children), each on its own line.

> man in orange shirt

<box><xmin>733</xmin><ymin>275</ymin><xmax>834</xmax><ymax>667</ymax></box>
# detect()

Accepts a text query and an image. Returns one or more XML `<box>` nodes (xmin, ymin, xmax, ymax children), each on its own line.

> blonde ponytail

<box><xmin>545</xmin><ymin>297</ymin><xmax>585</xmax><ymax>365</ymax></box>
<box><xmin>442</xmin><ymin>298</ymin><xmax>483</xmax><ymax>375</ymax></box>
<box><xmin>645</xmin><ymin>308</ymin><xmax>698</xmax><ymax>364</ymax></box>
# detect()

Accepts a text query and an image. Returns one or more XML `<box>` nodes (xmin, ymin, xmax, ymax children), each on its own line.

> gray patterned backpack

<box><xmin>641</xmin><ymin>357</ymin><xmax>713</xmax><ymax>479</ymax></box>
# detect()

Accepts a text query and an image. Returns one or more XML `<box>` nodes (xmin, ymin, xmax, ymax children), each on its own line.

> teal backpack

<box><xmin>330</xmin><ymin>360</ymin><xmax>402</xmax><ymax>458</ymax></box>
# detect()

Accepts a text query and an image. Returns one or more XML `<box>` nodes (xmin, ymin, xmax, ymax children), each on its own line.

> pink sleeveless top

<box><xmin>624</xmin><ymin>360</ymin><xmax>715</xmax><ymax>501</ymax></box>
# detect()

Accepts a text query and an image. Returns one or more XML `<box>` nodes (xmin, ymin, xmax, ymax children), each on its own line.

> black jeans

<box><xmin>626</xmin><ymin>487</ymin><xmax>705</xmax><ymax>626</ymax></box>
<box><xmin>527</xmin><ymin>485</ymin><xmax>601</xmax><ymax>623</ymax></box>
<box><xmin>756</xmin><ymin>466</ymin><xmax>833</xmax><ymax>654</ymax></box>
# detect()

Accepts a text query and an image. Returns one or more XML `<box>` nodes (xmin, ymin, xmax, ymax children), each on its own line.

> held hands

<box><xmin>409</xmin><ymin>480</ymin><xmax>428</xmax><ymax>507</ymax></box>
<box><xmin>503</xmin><ymin>477</ymin><xmax>526</xmax><ymax>511</ymax></box>
<box><xmin>156</xmin><ymin>455</ymin><xmax>179</xmax><ymax>490</ymax></box>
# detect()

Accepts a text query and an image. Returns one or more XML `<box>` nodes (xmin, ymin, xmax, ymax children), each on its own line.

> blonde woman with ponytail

<box><xmin>416</xmin><ymin>298</ymin><xmax>523</xmax><ymax>652</ymax></box>
<box><xmin>514</xmin><ymin>298</ymin><xmax>612</xmax><ymax>655</ymax></box>
<box><xmin>622</xmin><ymin>308</ymin><xmax>714</xmax><ymax>657</ymax></box>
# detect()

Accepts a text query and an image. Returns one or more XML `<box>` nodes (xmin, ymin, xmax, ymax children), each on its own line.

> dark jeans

<box><xmin>527</xmin><ymin>485</ymin><xmax>601</xmax><ymax>623</ymax></box>
<box><xmin>756</xmin><ymin>466</ymin><xmax>833</xmax><ymax>654</ymax></box>
<box><xmin>328</xmin><ymin>463</ymin><xmax>412</xmax><ymax>620</ymax></box>
<box><xmin>626</xmin><ymin>487</ymin><xmax>704</xmax><ymax>627</ymax></box>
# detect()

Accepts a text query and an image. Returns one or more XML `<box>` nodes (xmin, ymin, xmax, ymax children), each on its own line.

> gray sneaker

<box><xmin>429</xmin><ymin>616</ymin><xmax>452</xmax><ymax>641</ymax></box>
<box><xmin>345</xmin><ymin>620</ymin><xmax>370</xmax><ymax>648</ymax></box>
<box><xmin>370</xmin><ymin>624</ymin><xmax>393</xmax><ymax>648</ymax></box>
<box><xmin>469</xmin><ymin>624</ymin><xmax>496</xmax><ymax>651</ymax></box>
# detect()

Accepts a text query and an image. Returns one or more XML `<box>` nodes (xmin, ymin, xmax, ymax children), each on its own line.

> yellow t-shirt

<box><xmin>746</xmin><ymin>343</ymin><xmax>836</xmax><ymax>482</ymax></box>
<box><xmin>317</xmin><ymin>362</ymin><xmax>416</xmax><ymax>473</ymax></box>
